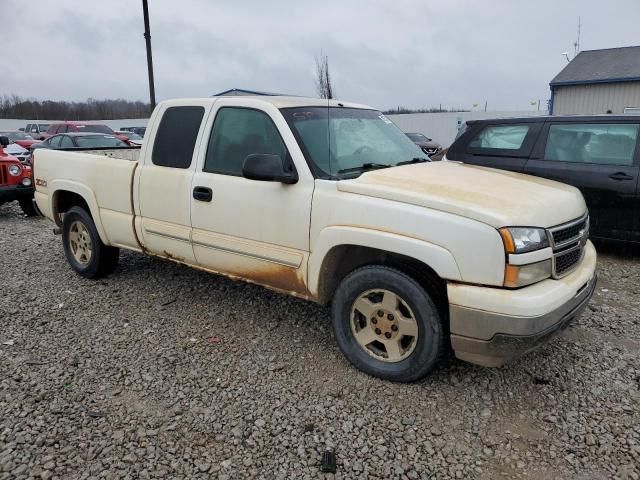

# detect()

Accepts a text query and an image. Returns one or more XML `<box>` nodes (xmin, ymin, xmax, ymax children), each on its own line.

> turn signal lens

<box><xmin>504</xmin><ymin>260</ymin><xmax>552</xmax><ymax>288</ymax></box>
<box><xmin>499</xmin><ymin>229</ymin><xmax>516</xmax><ymax>254</ymax></box>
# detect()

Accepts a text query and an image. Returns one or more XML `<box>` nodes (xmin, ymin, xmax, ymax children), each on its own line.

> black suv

<box><xmin>447</xmin><ymin>116</ymin><xmax>640</xmax><ymax>242</ymax></box>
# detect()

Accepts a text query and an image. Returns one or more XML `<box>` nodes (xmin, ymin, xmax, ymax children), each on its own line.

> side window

<box><xmin>59</xmin><ymin>125</ymin><xmax>69</xmax><ymax>133</ymax></box>
<box><xmin>26</xmin><ymin>124</ymin><xmax>32</xmax><ymax>133</ymax></box>
<box><xmin>59</xmin><ymin>136</ymin><xmax>74</xmax><ymax>148</ymax></box>
<box><xmin>544</xmin><ymin>124</ymin><xmax>639</xmax><ymax>166</ymax></box>
<box><xmin>49</xmin><ymin>136</ymin><xmax>63</xmax><ymax>148</ymax></box>
<box><xmin>152</xmin><ymin>106</ymin><xmax>205</xmax><ymax>168</ymax></box>
<box><xmin>468</xmin><ymin>125</ymin><xmax>530</xmax><ymax>151</ymax></box>
<box><xmin>204</xmin><ymin>107</ymin><xmax>288</xmax><ymax>176</ymax></box>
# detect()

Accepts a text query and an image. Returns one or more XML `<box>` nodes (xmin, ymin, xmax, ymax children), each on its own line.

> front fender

<box><xmin>307</xmin><ymin>226</ymin><xmax>462</xmax><ymax>298</ymax></box>
<box><xmin>49</xmin><ymin>180</ymin><xmax>110</xmax><ymax>245</ymax></box>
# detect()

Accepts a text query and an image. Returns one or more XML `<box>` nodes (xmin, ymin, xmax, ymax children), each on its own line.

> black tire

<box><xmin>62</xmin><ymin>206</ymin><xmax>119</xmax><ymax>279</ymax></box>
<box><xmin>18</xmin><ymin>198</ymin><xmax>38</xmax><ymax>217</ymax></box>
<box><xmin>332</xmin><ymin>266</ymin><xmax>444</xmax><ymax>382</ymax></box>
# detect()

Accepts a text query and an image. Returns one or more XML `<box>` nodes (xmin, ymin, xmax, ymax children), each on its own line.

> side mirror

<box><xmin>242</xmin><ymin>154</ymin><xmax>298</xmax><ymax>184</ymax></box>
<box><xmin>0</xmin><ymin>136</ymin><xmax>10</xmax><ymax>147</ymax></box>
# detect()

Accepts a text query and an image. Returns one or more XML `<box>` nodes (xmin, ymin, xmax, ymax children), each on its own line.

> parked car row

<box><xmin>30</xmin><ymin>133</ymin><xmax>129</xmax><ymax>154</ymax></box>
<box><xmin>0</xmin><ymin>121</ymin><xmax>143</xmax><ymax>214</ymax></box>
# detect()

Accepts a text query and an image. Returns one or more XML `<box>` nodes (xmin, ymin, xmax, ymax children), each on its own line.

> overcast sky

<box><xmin>4</xmin><ymin>0</ymin><xmax>639</xmax><ymax>111</ymax></box>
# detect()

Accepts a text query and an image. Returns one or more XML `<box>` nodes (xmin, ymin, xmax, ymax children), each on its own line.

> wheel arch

<box><xmin>50</xmin><ymin>181</ymin><xmax>109</xmax><ymax>244</ymax></box>
<box><xmin>310</xmin><ymin>227</ymin><xmax>460</xmax><ymax>329</ymax></box>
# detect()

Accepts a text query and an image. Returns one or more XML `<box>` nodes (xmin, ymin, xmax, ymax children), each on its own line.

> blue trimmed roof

<box><xmin>550</xmin><ymin>46</ymin><xmax>640</xmax><ymax>87</ymax></box>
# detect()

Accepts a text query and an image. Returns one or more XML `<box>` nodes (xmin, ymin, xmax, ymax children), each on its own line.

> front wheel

<box><xmin>18</xmin><ymin>198</ymin><xmax>38</xmax><ymax>217</ymax></box>
<box><xmin>62</xmin><ymin>206</ymin><xmax>119</xmax><ymax>278</ymax></box>
<box><xmin>332</xmin><ymin>266</ymin><xmax>444</xmax><ymax>382</ymax></box>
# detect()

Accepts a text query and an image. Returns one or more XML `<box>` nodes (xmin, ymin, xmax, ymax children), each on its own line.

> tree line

<box><xmin>0</xmin><ymin>94</ymin><xmax>151</xmax><ymax>120</ymax></box>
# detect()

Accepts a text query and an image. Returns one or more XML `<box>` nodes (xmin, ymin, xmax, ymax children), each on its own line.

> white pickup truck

<box><xmin>33</xmin><ymin>96</ymin><xmax>596</xmax><ymax>382</ymax></box>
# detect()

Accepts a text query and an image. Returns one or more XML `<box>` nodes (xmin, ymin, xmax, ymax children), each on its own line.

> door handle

<box><xmin>193</xmin><ymin>186</ymin><xmax>213</xmax><ymax>202</ymax></box>
<box><xmin>609</xmin><ymin>172</ymin><xmax>634</xmax><ymax>181</ymax></box>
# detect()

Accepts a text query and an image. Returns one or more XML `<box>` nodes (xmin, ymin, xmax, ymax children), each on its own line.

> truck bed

<box><xmin>34</xmin><ymin>147</ymin><xmax>140</xmax><ymax>250</ymax></box>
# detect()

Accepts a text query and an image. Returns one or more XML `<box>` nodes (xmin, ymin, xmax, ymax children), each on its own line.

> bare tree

<box><xmin>315</xmin><ymin>53</ymin><xmax>335</xmax><ymax>99</ymax></box>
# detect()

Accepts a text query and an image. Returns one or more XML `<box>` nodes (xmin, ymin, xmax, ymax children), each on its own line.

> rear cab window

<box><xmin>152</xmin><ymin>106</ymin><xmax>205</xmax><ymax>168</ymax></box>
<box><xmin>543</xmin><ymin>123</ymin><xmax>640</xmax><ymax>166</ymax></box>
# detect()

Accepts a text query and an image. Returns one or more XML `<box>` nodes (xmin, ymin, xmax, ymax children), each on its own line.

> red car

<box><xmin>0</xmin><ymin>135</ymin><xmax>36</xmax><ymax>216</ymax></box>
<box><xmin>44</xmin><ymin>122</ymin><xmax>131</xmax><ymax>144</ymax></box>
<box><xmin>0</xmin><ymin>130</ymin><xmax>40</xmax><ymax>149</ymax></box>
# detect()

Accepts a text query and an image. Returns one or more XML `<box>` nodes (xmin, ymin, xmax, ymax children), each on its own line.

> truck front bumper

<box><xmin>0</xmin><ymin>185</ymin><xmax>35</xmax><ymax>202</ymax></box>
<box><xmin>448</xmin><ymin>241</ymin><xmax>597</xmax><ymax>367</ymax></box>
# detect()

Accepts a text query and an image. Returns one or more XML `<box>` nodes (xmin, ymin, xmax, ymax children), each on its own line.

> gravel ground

<box><xmin>1</xmin><ymin>202</ymin><xmax>639</xmax><ymax>480</ymax></box>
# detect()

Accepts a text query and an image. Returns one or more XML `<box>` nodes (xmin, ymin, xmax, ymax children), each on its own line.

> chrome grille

<box><xmin>547</xmin><ymin>214</ymin><xmax>589</xmax><ymax>278</ymax></box>
<box><xmin>550</xmin><ymin>216</ymin><xmax>588</xmax><ymax>247</ymax></box>
<box><xmin>554</xmin><ymin>246</ymin><xmax>584</xmax><ymax>276</ymax></box>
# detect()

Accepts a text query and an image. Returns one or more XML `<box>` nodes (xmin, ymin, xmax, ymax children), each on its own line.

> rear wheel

<box><xmin>62</xmin><ymin>206</ymin><xmax>119</xmax><ymax>278</ymax></box>
<box><xmin>18</xmin><ymin>199</ymin><xmax>37</xmax><ymax>217</ymax></box>
<box><xmin>332</xmin><ymin>266</ymin><xmax>444</xmax><ymax>382</ymax></box>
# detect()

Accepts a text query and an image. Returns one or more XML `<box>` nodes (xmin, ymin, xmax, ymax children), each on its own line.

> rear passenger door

<box><xmin>136</xmin><ymin>104</ymin><xmax>208</xmax><ymax>264</ymax></box>
<box><xmin>525</xmin><ymin>121</ymin><xmax>640</xmax><ymax>241</ymax></box>
<box><xmin>458</xmin><ymin>122</ymin><xmax>542</xmax><ymax>172</ymax></box>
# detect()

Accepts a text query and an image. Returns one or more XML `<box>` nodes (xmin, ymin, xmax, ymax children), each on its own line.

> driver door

<box><xmin>190</xmin><ymin>101</ymin><xmax>314</xmax><ymax>296</ymax></box>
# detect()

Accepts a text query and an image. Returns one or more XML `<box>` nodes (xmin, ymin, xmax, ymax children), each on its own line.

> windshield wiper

<box><xmin>396</xmin><ymin>157</ymin><xmax>430</xmax><ymax>166</ymax></box>
<box><xmin>337</xmin><ymin>163</ymin><xmax>391</xmax><ymax>174</ymax></box>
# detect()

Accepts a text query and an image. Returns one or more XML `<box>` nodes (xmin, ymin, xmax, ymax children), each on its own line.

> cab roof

<box><xmin>160</xmin><ymin>96</ymin><xmax>374</xmax><ymax>110</ymax></box>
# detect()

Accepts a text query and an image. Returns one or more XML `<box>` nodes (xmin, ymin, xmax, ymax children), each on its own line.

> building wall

<box><xmin>552</xmin><ymin>81</ymin><xmax>640</xmax><ymax>115</ymax></box>
<box><xmin>387</xmin><ymin>110</ymin><xmax>547</xmax><ymax>148</ymax></box>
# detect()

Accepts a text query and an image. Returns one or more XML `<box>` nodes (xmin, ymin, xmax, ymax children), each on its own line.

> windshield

<box><xmin>281</xmin><ymin>107</ymin><xmax>427</xmax><ymax>178</ymax></box>
<box><xmin>75</xmin><ymin>135</ymin><xmax>127</xmax><ymax>148</ymax></box>
<box><xmin>74</xmin><ymin>124</ymin><xmax>114</xmax><ymax>134</ymax></box>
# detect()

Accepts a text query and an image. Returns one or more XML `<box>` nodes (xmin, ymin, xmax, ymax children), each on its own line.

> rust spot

<box><xmin>242</xmin><ymin>263</ymin><xmax>309</xmax><ymax>298</ymax></box>
<box><xmin>163</xmin><ymin>250</ymin><xmax>185</xmax><ymax>263</ymax></box>
<box><xmin>148</xmin><ymin>251</ymin><xmax>312</xmax><ymax>300</ymax></box>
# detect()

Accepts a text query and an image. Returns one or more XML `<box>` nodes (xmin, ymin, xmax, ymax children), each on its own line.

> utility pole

<box><xmin>142</xmin><ymin>0</ymin><xmax>156</xmax><ymax>111</ymax></box>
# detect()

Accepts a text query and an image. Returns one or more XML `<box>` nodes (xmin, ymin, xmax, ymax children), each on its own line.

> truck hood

<box><xmin>337</xmin><ymin>161</ymin><xmax>587</xmax><ymax>228</ymax></box>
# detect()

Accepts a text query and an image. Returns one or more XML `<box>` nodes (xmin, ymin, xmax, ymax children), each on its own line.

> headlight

<box><xmin>499</xmin><ymin>227</ymin><xmax>549</xmax><ymax>253</ymax></box>
<box><xmin>504</xmin><ymin>259</ymin><xmax>552</xmax><ymax>288</ymax></box>
<box><xmin>8</xmin><ymin>165</ymin><xmax>21</xmax><ymax>176</ymax></box>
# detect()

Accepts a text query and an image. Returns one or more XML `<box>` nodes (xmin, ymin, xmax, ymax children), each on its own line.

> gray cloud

<box><xmin>4</xmin><ymin>0</ymin><xmax>639</xmax><ymax>111</ymax></box>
